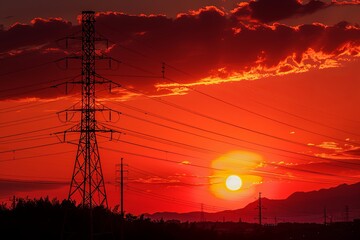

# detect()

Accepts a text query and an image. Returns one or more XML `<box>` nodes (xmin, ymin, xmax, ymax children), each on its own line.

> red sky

<box><xmin>1</xmin><ymin>0</ymin><xmax>360</xmax><ymax>217</ymax></box>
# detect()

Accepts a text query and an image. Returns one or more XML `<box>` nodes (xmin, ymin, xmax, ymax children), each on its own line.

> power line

<box><xmin>103</xmin><ymin>123</ymin><xmax>221</xmax><ymax>154</ymax></box>
<box><xmin>101</xmin><ymin>74</ymin><xmax>161</xmax><ymax>79</ymax></box>
<box><xmin>0</xmin><ymin>59</ymin><xmax>58</xmax><ymax>77</ymax></box>
<box><xmin>0</xmin><ymin>141</ymin><xmax>65</xmax><ymax>154</ymax></box>
<box><xmin>0</xmin><ymin>28</ymin><xmax>82</xmax><ymax>63</ymax></box>
<box><xmin>0</xmin><ymin>113</ymin><xmax>53</xmax><ymax>126</ymax></box>
<box><xmin>0</xmin><ymin>86</ymin><xmax>54</xmax><ymax>99</ymax></box>
<box><xmin>106</xmin><ymin>101</ymin><xmax>316</xmax><ymax>162</ymax></box>
<box><xmin>249</xmin><ymin>96</ymin><xmax>360</xmax><ymax>138</ymax></box>
<box><xmin>0</xmin><ymin>125</ymin><xmax>70</xmax><ymax>140</ymax></box>
<box><xmin>99</xmin><ymin>126</ymin><xmax>358</xmax><ymax>183</ymax></box>
<box><xmin>0</xmin><ymin>178</ymin><xmax>68</xmax><ymax>185</ymax></box>
<box><xmin>0</xmin><ymin>134</ymin><xmax>56</xmax><ymax>145</ymax></box>
<box><xmin>162</xmin><ymin>76</ymin><xmax>359</xmax><ymax>146</ymax></box>
<box><xmin>97</xmin><ymin>134</ymin><xmax>205</xmax><ymax>162</ymax></box>
<box><xmin>0</xmin><ymin>75</ymin><xmax>79</xmax><ymax>94</ymax></box>
<box><xmin>0</xmin><ymin>172</ymin><xmax>68</xmax><ymax>181</ymax></box>
<box><xmin>0</xmin><ymin>150</ymin><xmax>74</xmax><ymax>163</ymax></box>
<box><xmin>0</xmin><ymin>115</ymin><xmax>57</xmax><ymax>128</ymax></box>
<box><xmin>104</xmin><ymin>101</ymin><xmax>360</xmax><ymax>167</ymax></box>
<box><xmin>0</xmin><ymin>130</ymin><xmax>77</xmax><ymax>144</ymax></box>
<box><xmin>0</xmin><ymin>98</ymin><xmax>62</xmax><ymax>114</ymax></box>
<box><xmin>106</xmin><ymin>122</ymin><xmax>360</xmax><ymax>168</ymax></box>
<box><xmin>97</xmin><ymin>131</ymin><xmax>360</xmax><ymax>183</ymax></box>
<box><xmin>241</xmin><ymin>79</ymin><xmax>360</xmax><ymax>125</ymax></box>
<box><xmin>0</xmin><ymin>102</ymin><xmax>79</xmax><ymax>130</ymax></box>
<box><xmin>127</xmin><ymin>165</ymin><xmax>158</xmax><ymax>177</ymax></box>
<box><xmin>119</xmin><ymin>84</ymin><xmax>330</xmax><ymax>150</ymax></box>
<box><xmin>127</xmin><ymin>167</ymin><xmax>225</xmax><ymax>196</ymax></box>
<box><xmin>99</xmin><ymin>146</ymin><xmax>223</xmax><ymax>171</ymax></box>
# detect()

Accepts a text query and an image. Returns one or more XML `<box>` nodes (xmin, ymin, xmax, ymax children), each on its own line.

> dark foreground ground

<box><xmin>1</xmin><ymin>198</ymin><xmax>359</xmax><ymax>240</ymax></box>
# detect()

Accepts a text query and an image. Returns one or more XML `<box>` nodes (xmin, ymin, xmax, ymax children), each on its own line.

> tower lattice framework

<box><xmin>66</xmin><ymin>11</ymin><xmax>111</xmax><ymax>208</ymax></box>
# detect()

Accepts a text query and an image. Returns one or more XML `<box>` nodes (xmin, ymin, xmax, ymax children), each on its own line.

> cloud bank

<box><xmin>0</xmin><ymin>3</ymin><xmax>359</xmax><ymax>99</ymax></box>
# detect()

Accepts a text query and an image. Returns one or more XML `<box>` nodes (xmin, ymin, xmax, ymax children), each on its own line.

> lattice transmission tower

<box><xmin>256</xmin><ymin>192</ymin><xmax>264</xmax><ymax>225</ymax></box>
<box><xmin>55</xmin><ymin>11</ymin><xmax>119</xmax><ymax>208</ymax></box>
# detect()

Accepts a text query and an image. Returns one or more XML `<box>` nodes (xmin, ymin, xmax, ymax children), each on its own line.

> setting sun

<box><xmin>210</xmin><ymin>151</ymin><xmax>263</xmax><ymax>200</ymax></box>
<box><xmin>226</xmin><ymin>175</ymin><xmax>242</xmax><ymax>191</ymax></box>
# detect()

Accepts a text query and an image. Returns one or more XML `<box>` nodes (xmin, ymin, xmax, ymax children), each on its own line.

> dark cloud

<box><xmin>232</xmin><ymin>0</ymin><xmax>328</xmax><ymax>23</ymax></box>
<box><xmin>0</xmin><ymin>178</ymin><xmax>67</xmax><ymax>197</ymax></box>
<box><xmin>0</xmin><ymin>7</ymin><xmax>359</xmax><ymax>99</ymax></box>
<box><xmin>0</xmin><ymin>0</ymin><xmax>242</xmax><ymax>28</ymax></box>
<box><xmin>0</xmin><ymin>18</ymin><xmax>74</xmax><ymax>53</ymax></box>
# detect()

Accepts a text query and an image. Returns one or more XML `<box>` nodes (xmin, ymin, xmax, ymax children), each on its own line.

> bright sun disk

<box><xmin>225</xmin><ymin>175</ymin><xmax>242</xmax><ymax>191</ymax></box>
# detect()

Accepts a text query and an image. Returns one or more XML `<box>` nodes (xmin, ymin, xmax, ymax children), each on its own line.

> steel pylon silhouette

<box><xmin>65</xmin><ymin>11</ymin><xmax>111</xmax><ymax>208</ymax></box>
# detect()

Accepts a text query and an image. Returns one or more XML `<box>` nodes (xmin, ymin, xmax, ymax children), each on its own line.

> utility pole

<box><xmin>345</xmin><ymin>205</ymin><xmax>349</xmax><ymax>222</ymax></box>
<box><xmin>200</xmin><ymin>203</ymin><xmax>205</xmax><ymax>222</ymax></box>
<box><xmin>116</xmin><ymin>157</ymin><xmax>127</xmax><ymax>216</ymax></box>
<box><xmin>324</xmin><ymin>207</ymin><xmax>327</xmax><ymax>226</ymax></box>
<box><xmin>257</xmin><ymin>192</ymin><xmax>263</xmax><ymax>226</ymax></box>
<box><xmin>116</xmin><ymin>158</ymin><xmax>127</xmax><ymax>240</ymax></box>
<box><xmin>120</xmin><ymin>157</ymin><xmax>124</xmax><ymax>218</ymax></box>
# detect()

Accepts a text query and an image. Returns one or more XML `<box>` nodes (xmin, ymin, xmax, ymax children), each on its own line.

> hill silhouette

<box><xmin>146</xmin><ymin>182</ymin><xmax>360</xmax><ymax>223</ymax></box>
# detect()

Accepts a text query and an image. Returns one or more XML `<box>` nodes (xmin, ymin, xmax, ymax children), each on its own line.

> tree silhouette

<box><xmin>0</xmin><ymin>197</ymin><xmax>359</xmax><ymax>240</ymax></box>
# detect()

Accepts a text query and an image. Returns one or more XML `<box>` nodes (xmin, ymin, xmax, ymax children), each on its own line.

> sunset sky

<box><xmin>1</xmin><ymin>0</ymin><xmax>360</xmax><ymax>217</ymax></box>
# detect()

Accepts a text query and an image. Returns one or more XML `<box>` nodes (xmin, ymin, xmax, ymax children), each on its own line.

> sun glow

<box><xmin>226</xmin><ymin>175</ymin><xmax>242</xmax><ymax>191</ymax></box>
<box><xmin>210</xmin><ymin>151</ymin><xmax>263</xmax><ymax>200</ymax></box>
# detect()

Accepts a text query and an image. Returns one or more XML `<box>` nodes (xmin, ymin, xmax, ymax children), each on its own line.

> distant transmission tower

<box><xmin>345</xmin><ymin>205</ymin><xmax>349</xmax><ymax>222</ymax></box>
<box><xmin>116</xmin><ymin>157</ymin><xmax>127</xmax><ymax>217</ymax></box>
<box><xmin>200</xmin><ymin>203</ymin><xmax>205</xmax><ymax>222</ymax></box>
<box><xmin>256</xmin><ymin>192</ymin><xmax>263</xmax><ymax>225</ymax></box>
<box><xmin>55</xmin><ymin>11</ymin><xmax>118</xmax><ymax>208</ymax></box>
